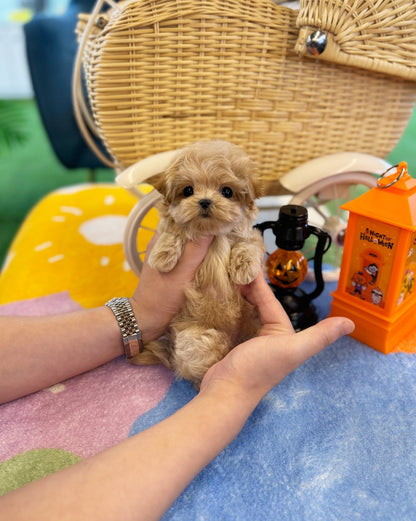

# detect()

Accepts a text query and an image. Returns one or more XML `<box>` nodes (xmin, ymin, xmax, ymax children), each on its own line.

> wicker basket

<box><xmin>295</xmin><ymin>0</ymin><xmax>416</xmax><ymax>81</ymax></box>
<box><xmin>74</xmin><ymin>0</ymin><xmax>416</xmax><ymax>194</ymax></box>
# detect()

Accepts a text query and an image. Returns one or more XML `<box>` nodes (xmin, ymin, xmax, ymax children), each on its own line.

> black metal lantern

<box><xmin>256</xmin><ymin>205</ymin><xmax>331</xmax><ymax>330</ymax></box>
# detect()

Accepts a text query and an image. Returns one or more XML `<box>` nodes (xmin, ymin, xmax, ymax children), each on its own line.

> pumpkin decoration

<box><xmin>266</xmin><ymin>248</ymin><xmax>308</xmax><ymax>289</ymax></box>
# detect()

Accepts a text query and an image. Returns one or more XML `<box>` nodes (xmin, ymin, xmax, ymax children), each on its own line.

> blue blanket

<box><xmin>131</xmin><ymin>282</ymin><xmax>416</xmax><ymax>520</ymax></box>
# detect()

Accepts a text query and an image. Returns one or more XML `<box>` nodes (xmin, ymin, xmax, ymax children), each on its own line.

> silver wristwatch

<box><xmin>105</xmin><ymin>297</ymin><xmax>144</xmax><ymax>358</ymax></box>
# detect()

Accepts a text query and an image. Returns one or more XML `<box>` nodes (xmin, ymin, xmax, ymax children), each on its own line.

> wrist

<box><xmin>191</xmin><ymin>384</ymin><xmax>254</xmax><ymax>443</ymax></box>
<box><xmin>199</xmin><ymin>376</ymin><xmax>263</xmax><ymax>418</ymax></box>
<box><xmin>128</xmin><ymin>296</ymin><xmax>167</xmax><ymax>343</ymax></box>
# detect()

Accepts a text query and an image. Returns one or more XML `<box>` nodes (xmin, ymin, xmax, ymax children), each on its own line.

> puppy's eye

<box><xmin>183</xmin><ymin>186</ymin><xmax>194</xmax><ymax>197</ymax></box>
<box><xmin>221</xmin><ymin>187</ymin><xmax>233</xmax><ymax>198</ymax></box>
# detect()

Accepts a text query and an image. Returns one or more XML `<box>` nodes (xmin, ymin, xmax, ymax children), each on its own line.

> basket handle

<box><xmin>72</xmin><ymin>0</ymin><xmax>122</xmax><ymax>170</ymax></box>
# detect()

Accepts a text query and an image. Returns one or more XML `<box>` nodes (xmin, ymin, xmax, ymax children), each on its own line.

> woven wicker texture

<box><xmin>76</xmin><ymin>0</ymin><xmax>416</xmax><ymax>193</ymax></box>
<box><xmin>296</xmin><ymin>0</ymin><xmax>416</xmax><ymax>81</ymax></box>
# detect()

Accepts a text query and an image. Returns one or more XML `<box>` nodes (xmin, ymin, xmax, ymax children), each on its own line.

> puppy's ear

<box><xmin>151</xmin><ymin>149</ymin><xmax>187</xmax><ymax>202</ymax></box>
<box><xmin>147</xmin><ymin>172</ymin><xmax>167</xmax><ymax>196</ymax></box>
<box><xmin>249</xmin><ymin>174</ymin><xmax>264</xmax><ymax>201</ymax></box>
<box><xmin>244</xmin><ymin>176</ymin><xmax>263</xmax><ymax>214</ymax></box>
<box><xmin>229</xmin><ymin>152</ymin><xmax>264</xmax><ymax>203</ymax></box>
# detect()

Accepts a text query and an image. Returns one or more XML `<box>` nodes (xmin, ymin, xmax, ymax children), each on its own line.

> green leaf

<box><xmin>0</xmin><ymin>100</ymin><xmax>28</xmax><ymax>156</ymax></box>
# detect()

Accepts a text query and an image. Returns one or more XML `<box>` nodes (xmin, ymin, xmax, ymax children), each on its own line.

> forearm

<box><xmin>0</xmin><ymin>235</ymin><xmax>212</xmax><ymax>404</ymax></box>
<box><xmin>0</xmin><ymin>307</ymin><xmax>124</xmax><ymax>403</ymax></box>
<box><xmin>0</xmin><ymin>383</ymin><xmax>255</xmax><ymax>521</ymax></box>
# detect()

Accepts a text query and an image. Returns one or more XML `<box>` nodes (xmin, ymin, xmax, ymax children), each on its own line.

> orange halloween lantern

<box><xmin>331</xmin><ymin>162</ymin><xmax>416</xmax><ymax>353</ymax></box>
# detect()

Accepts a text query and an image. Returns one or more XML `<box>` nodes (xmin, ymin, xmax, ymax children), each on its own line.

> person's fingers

<box><xmin>242</xmin><ymin>273</ymin><xmax>294</xmax><ymax>330</ymax></box>
<box><xmin>144</xmin><ymin>232</ymin><xmax>160</xmax><ymax>258</ymax></box>
<box><xmin>140</xmin><ymin>233</ymin><xmax>161</xmax><ymax>276</ymax></box>
<box><xmin>289</xmin><ymin>316</ymin><xmax>355</xmax><ymax>367</ymax></box>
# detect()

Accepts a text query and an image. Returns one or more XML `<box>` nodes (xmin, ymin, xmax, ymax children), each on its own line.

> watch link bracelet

<box><xmin>105</xmin><ymin>297</ymin><xmax>144</xmax><ymax>358</ymax></box>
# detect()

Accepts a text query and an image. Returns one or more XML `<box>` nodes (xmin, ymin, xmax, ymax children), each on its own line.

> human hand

<box><xmin>200</xmin><ymin>272</ymin><xmax>354</xmax><ymax>405</ymax></box>
<box><xmin>130</xmin><ymin>233</ymin><xmax>213</xmax><ymax>342</ymax></box>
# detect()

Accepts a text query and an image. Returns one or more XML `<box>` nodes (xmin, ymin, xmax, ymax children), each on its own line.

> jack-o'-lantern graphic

<box><xmin>266</xmin><ymin>249</ymin><xmax>308</xmax><ymax>289</ymax></box>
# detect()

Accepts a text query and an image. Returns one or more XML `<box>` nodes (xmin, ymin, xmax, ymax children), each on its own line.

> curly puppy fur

<box><xmin>130</xmin><ymin>140</ymin><xmax>265</xmax><ymax>388</ymax></box>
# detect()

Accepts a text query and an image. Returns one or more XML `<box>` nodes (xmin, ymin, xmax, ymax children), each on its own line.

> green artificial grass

<box><xmin>0</xmin><ymin>99</ymin><xmax>113</xmax><ymax>267</ymax></box>
<box><xmin>0</xmin><ymin>98</ymin><xmax>415</xmax><ymax>268</ymax></box>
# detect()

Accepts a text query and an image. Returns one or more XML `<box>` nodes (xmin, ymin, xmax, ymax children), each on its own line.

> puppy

<box><xmin>130</xmin><ymin>140</ymin><xmax>265</xmax><ymax>388</ymax></box>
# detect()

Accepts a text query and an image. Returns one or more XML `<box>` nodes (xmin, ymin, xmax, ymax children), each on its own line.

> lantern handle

<box><xmin>377</xmin><ymin>161</ymin><xmax>408</xmax><ymax>189</ymax></box>
<box><xmin>304</xmin><ymin>226</ymin><xmax>332</xmax><ymax>302</ymax></box>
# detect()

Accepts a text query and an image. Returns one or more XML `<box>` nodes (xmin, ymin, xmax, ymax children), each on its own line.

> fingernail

<box><xmin>342</xmin><ymin>319</ymin><xmax>355</xmax><ymax>335</ymax></box>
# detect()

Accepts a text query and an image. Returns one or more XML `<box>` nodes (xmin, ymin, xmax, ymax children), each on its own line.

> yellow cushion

<box><xmin>0</xmin><ymin>183</ymin><xmax>157</xmax><ymax>308</ymax></box>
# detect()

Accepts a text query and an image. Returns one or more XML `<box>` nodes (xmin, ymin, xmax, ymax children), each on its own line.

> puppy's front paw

<box><xmin>229</xmin><ymin>245</ymin><xmax>262</xmax><ymax>285</ymax></box>
<box><xmin>147</xmin><ymin>233</ymin><xmax>182</xmax><ymax>272</ymax></box>
<box><xmin>148</xmin><ymin>247</ymin><xmax>179</xmax><ymax>272</ymax></box>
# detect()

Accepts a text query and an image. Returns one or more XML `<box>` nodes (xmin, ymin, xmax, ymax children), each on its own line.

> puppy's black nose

<box><xmin>199</xmin><ymin>199</ymin><xmax>212</xmax><ymax>210</ymax></box>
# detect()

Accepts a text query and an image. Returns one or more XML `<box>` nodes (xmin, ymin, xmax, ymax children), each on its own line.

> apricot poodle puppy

<box><xmin>131</xmin><ymin>140</ymin><xmax>265</xmax><ymax>388</ymax></box>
